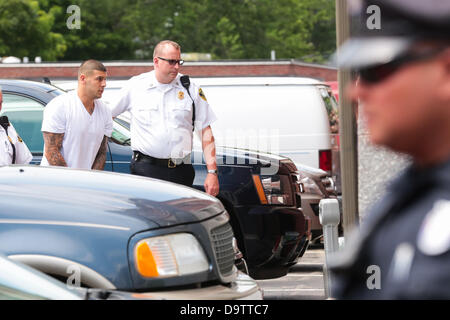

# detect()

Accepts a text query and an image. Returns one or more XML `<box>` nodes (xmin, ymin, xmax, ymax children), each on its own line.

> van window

<box><xmin>318</xmin><ymin>87</ymin><xmax>339</xmax><ymax>134</ymax></box>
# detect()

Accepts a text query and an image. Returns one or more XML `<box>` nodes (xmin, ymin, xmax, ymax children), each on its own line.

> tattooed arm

<box><xmin>91</xmin><ymin>135</ymin><xmax>108</xmax><ymax>170</ymax></box>
<box><xmin>43</xmin><ymin>132</ymin><xmax>67</xmax><ymax>166</ymax></box>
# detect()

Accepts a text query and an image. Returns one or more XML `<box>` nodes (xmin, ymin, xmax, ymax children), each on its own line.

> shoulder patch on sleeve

<box><xmin>199</xmin><ymin>88</ymin><xmax>207</xmax><ymax>102</ymax></box>
<box><xmin>417</xmin><ymin>200</ymin><xmax>450</xmax><ymax>256</ymax></box>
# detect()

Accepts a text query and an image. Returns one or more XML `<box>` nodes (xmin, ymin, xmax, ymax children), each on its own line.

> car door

<box><xmin>1</xmin><ymin>92</ymin><xmax>46</xmax><ymax>164</ymax></box>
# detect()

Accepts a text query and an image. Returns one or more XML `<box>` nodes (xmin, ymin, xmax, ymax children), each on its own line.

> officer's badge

<box><xmin>178</xmin><ymin>91</ymin><xmax>184</xmax><ymax>100</ymax></box>
<box><xmin>17</xmin><ymin>135</ymin><xmax>23</xmax><ymax>143</ymax></box>
<box><xmin>199</xmin><ymin>88</ymin><xmax>207</xmax><ymax>102</ymax></box>
<box><xmin>417</xmin><ymin>200</ymin><xmax>450</xmax><ymax>256</ymax></box>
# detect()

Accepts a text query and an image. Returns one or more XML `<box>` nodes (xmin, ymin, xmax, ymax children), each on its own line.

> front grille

<box><xmin>210</xmin><ymin>223</ymin><xmax>235</xmax><ymax>277</ymax></box>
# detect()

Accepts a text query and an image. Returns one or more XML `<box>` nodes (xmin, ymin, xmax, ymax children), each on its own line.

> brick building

<box><xmin>0</xmin><ymin>60</ymin><xmax>337</xmax><ymax>81</ymax></box>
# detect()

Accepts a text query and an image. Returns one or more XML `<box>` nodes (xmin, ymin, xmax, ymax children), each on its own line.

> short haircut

<box><xmin>78</xmin><ymin>59</ymin><xmax>107</xmax><ymax>77</ymax></box>
<box><xmin>153</xmin><ymin>40</ymin><xmax>181</xmax><ymax>58</ymax></box>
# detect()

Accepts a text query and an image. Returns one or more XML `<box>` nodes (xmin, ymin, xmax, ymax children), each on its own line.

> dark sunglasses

<box><xmin>158</xmin><ymin>56</ymin><xmax>184</xmax><ymax>66</ymax></box>
<box><xmin>358</xmin><ymin>47</ymin><xmax>445</xmax><ymax>84</ymax></box>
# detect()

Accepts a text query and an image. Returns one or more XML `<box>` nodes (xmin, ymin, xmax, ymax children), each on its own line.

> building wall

<box><xmin>357</xmin><ymin>103</ymin><xmax>411</xmax><ymax>221</ymax></box>
<box><xmin>0</xmin><ymin>60</ymin><xmax>337</xmax><ymax>81</ymax></box>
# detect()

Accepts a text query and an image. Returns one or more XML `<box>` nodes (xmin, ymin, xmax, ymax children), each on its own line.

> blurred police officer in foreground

<box><xmin>329</xmin><ymin>0</ymin><xmax>450</xmax><ymax>299</ymax></box>
<box><xmin>0</xmin><ymin>87</ymin><xmax>32</xmax><ymax>166</ymax></box>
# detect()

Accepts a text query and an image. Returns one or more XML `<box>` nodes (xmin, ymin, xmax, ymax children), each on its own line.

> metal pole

<box><xmin>319</xmin><ymin>199</ymin><xmax>341</xmax><ymax>298</ymax></box>
<box><xmin>335</xmin><ymin>0</ymin><xmax>359</xmax><ymax>234</ymax></box>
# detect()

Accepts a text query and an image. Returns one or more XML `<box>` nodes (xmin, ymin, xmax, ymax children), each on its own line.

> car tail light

<box><xmin>319</xmin><ymin>149</ymin><xmax>332</xmax><ymax>172</ymax></box>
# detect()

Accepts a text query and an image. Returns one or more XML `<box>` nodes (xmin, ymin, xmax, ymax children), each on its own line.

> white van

<box><xmin>191</xmin><ymin>77</ymin><xmax>339</xmax><ymax>174</ymax></box>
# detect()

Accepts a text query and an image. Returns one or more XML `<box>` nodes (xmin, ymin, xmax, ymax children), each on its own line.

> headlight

<box><xmin>296</xmin><ymin>172</ymin><xmax>324</xmax><ymax>197</ymax></box>
<box><xmin>252</xmin><ymin>174</ymin><xmax>294</xmax><ymax>206</ymax></box>
<box><xmin>135</xmin><ymin>233</ymin><xmax>209</xmax><ymax>278</ymax></box>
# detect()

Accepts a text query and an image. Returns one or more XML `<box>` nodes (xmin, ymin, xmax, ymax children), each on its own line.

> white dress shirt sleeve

<box><xmin>191</xmin><ymin>84</ymin><xmax>217</xmax><ymax>131</ymax></box>
<box><xmin>110</xmin><ymin>83</ymin><xmax>133</xmax><ymax>118</ymax></box>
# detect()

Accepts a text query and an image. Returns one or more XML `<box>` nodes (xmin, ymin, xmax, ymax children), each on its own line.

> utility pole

<box><xmin>335</xmin><ymin>0</ymin><xmax>359</xmax><ymax>234</ymax></box>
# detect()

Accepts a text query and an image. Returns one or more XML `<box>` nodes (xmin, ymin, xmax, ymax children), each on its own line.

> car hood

<box><xmin>0</xmin><ymin>166</ymin><xmax>225</xmax><ymax>233</ymax></box>
<box><xmin>212</xmin><ymin>146</ymin><xmax>295</xmax><ymax>175</ymax></box>
<box><xmin>197</xmin><ymin>146</ymin><xmax>289</xmax><ymax>168</ymax></box>
<box><xmin>294</xmin><ymin>162</ymin><xmax>328</xmax><ymax>178</ymax></box>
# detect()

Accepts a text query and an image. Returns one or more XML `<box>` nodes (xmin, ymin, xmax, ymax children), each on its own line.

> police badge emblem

<box><xmin>178</xmin><ymin>91</ymin><xmax>184</xmax><ymax>100</ymax></box>
<box><xmin>199</xmin><ymin>88</ymin><xmax>207</xmax><ymax>102</ymax></box>
<box><xmin>417</xmin><ymin>200</ymin><xmax>450</xmax><ymax>256</ymax></box>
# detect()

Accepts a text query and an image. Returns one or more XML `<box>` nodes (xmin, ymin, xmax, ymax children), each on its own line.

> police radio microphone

<box><xmin>0</xmin><ymin>116</ymin><xmax>10</xmax><ymax>131</ymax></box>
<box><xmin>180</xmin><ymin>75</ymin><xmax>190</xmax><ymax>89</ymax></box>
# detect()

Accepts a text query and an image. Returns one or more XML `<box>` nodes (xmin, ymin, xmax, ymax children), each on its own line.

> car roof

<box><xmin>0</xmin><ymin>79</ymin><xmax>62</xmax><ymax>94</ymax></box>
<box><xmin>192</xmin><ymin>76</ymin><xmax>327</xmax><ymax>86</ymax></box>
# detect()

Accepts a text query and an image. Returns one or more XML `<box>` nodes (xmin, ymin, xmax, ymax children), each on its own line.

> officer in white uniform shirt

<box><xmin>111</xmin><ymin>40</ymin><xmax>219</xmax><ymax>196</ymax></box>
<box><xmin>0</xmin><ymin>87</ymin><xmax>32</xmax><ymax>166</ymax></box>
<box><xmin>41</xmin><ymin>60</ymin><xmax>113</xmax><ymax>170</ymax></box>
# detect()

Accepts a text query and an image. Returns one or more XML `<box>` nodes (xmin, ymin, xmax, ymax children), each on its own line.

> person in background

<box><xmin>0</xmin><ymin>86</ymin><xmax>33</xmax><ymax>166</ymax></box>
<box><xmin>110</xmin><ymin>40</ymin><xmax>219</xmax><ymax>196</ymax></box>
<box><xmin>41</xmin><ymin>60</ymin><xmax>113</xmax><ymax>170</ymax></box>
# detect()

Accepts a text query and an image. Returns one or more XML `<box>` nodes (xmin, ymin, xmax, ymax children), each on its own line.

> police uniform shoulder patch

<box><xmin>199</xmin><ymin>88</ymin><xmax>207</xmax><ymax>102</ymax></box>
<box><xmin>417</xmin><ymin>200</ymin><xmax>450</xmax><ymax>256</ymax></box>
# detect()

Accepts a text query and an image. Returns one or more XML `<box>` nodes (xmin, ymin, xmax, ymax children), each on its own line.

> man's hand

<box><xmin>204</xmin><ymin>172</ymin><xmax>219</xmax><ymax>196</ymax></box>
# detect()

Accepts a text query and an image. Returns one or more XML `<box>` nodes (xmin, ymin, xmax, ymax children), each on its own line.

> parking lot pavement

<box><xmin>257</xmin><ymin>246</ymin><xmax>326</xmax><ymax>300</ymax></box>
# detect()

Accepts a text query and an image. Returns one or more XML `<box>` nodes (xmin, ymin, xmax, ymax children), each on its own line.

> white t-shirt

<box><xmin>0</xmin><ymin>123</ymin><xmax>32</xmax><ymax>166</ymax></box>
<box><xmin>40</xmin><ymin>91</ymin><xmax>113</xmax><ymax>169</ymax></box>
<box><xmin>110</xmin><ymin>71</ymin><xmax>217</xmax><ymax>159</ymax></box>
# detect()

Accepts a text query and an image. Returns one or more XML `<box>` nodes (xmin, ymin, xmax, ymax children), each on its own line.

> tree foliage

<box><xmin>2</xmin><ymin>0</ymin><xmax>336</xmax><ymax>62</ymax></box>
<box><xmin>0</xmin><ymin>0</ymin><xmax>66</xmax><ymax>60</ymax></box>
<box><xmin>41</xmin><ymin>0</ymin><xmax>137</xmax><ymax>61</ymax></box>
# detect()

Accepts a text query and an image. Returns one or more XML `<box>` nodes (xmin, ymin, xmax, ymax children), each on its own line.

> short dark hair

<box><xmin>79</xmin><ymin>59</ymin><xmax>107</xmax><ymax>77</ymax></box>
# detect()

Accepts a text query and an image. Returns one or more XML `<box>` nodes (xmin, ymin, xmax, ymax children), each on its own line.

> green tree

<box><xmin>21</xmin><ymin>0</ymin><xmax>336</xmax><ymax>62</ymax></box>
<box><xmin>42</xmin><ymin>0</ymin><xmax>137</xmax><ymax>61</ymax></box>
<box><xmin>0</xmin><ymin>0</ymin><xmax>66</xmax><ymax>60</ymax></box>
<box><xmin>300</xmin><ymin>0</ymin><xmax>336</xmax><ymax>62</ymax></box>
<box><xmin>126</xmin><ymin>0</ymin><xmax>335</xmax><ymax>62</ymax></box>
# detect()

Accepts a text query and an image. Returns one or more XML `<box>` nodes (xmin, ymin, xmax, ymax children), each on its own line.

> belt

<box><xmin>133</xmin><ymin>151</ymin><xmax>190</xmax><ymax>168</ymax></box>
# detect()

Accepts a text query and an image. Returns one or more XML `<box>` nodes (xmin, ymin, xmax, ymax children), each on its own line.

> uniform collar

<box><xmin>392</xmin><ymin>156</ymin><xmax>450</xmax><ymax>192</ymax></box>
<box><xmin>147</xmin><ymin>71</ymin><xmax>184</xmax><ymax>90</ymax></box>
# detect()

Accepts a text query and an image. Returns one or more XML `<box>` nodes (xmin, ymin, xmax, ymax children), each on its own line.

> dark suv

<box><xmin>0</xmin><ymin>79</ymin><xmax>311</xmax><ymax>279</ymax></box>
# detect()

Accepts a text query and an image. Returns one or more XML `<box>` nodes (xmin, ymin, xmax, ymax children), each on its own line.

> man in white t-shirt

<box><xmin>0</xmin><ymin>87</ymin><xmax>33</xmax><ymax>166</ymax></box>
<box><xmin>41</xmin><ymin>60</ymin><xmax>113</xmax><ymax>169</ymax></box>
